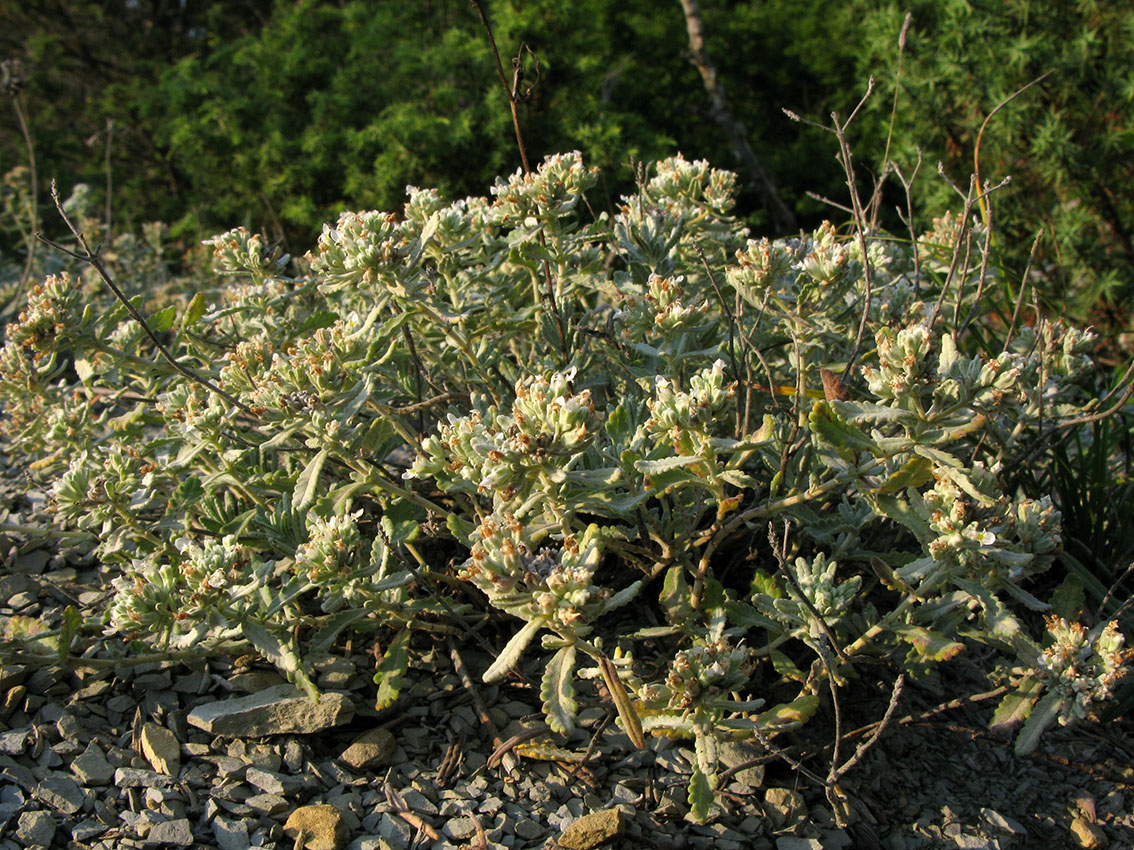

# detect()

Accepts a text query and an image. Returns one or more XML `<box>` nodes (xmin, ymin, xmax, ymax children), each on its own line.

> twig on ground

<box><xmin>448</xmin><ymin>636</ymin><xmax>519</xmax><ymax>774</ymax></box>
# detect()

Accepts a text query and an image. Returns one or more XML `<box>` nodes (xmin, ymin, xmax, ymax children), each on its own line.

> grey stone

<box><xmin>246</xmin><ymin>766</ymin><xmax>305</xmax><ymax>796</ymax></box>
<box><xmin>718</xmin><ymin>741</ymin><xmax>766</xmax><ymax>788</ymax></box>
<box><xmin>344</xmin><ymin>839</ymin><xmax>392</xmax><ymax>850</ymax></box>
<box><xmin>339</xmin><ymin>728</ymin><xmax>396</xmax><ymax>771</ymax></box>
<box><xmin>398</xmin><ymin>789</ymin><xmax>438</xmax><ymax>815</ymax></box>
<box><xmin>16</xmin><ymin>810</ymin><xmax>55</xmax><ymax>846</ymax></box>
<box><xmin>13</xmin><ymin>549</ymin><xmax>49</xmax><ymax>574</ymax></box>
<box><xmin>114</xmin><ymin>767</ymin><xmax>175</xmax><ymax>788</ymax></box>
<box><xmin>204</xmin><ymin>755</ymin><xmax>247</xmax><ymax>781</ymax></box>
<box><xmin>514</xmin><ymin>818</ymin><xmax>545</xmax><ymax>840</ymax></box>
<box><xmin>71</xmin><ymin>819</ymin><xmax>109</xmax><ymax>842</ymax></box>
<box><xmin>7</xmin><ymin>591</ymin><xmax>35</xmax><ymax>610</ymax></box>
<box><xmin>245</xmin><ymin>793</ymin><xmax>289</xmax><ymax>815</ymax></box>
<box><xmin>187</xmin><ymin>684</ymin><xmax>354</xmax><ymax>737</ymax></box>
<box><xmin>764</xmin><ymin>788</ymin><xmax>806</xmax><ymax>831</ymax></box>
<box><xmin>0</xmin><ymin>728</ymin><xmax>32</xmax><ymax>756</ymax></box>
<box><xmin>71</xmin><ymin>743</ymin><xmax>115</xmax><ymax>785</ymax></box>
<box><xmin>775</xmin><ymin>839</ymin><xmax>823</xmax><ymax>850</ymax></box>
<box><xmin>377</xmin><ymin>812</ymin><xmax>413</xmax><ymax>846</ymax></box>
<box><xmin>144</xmin><ymin>817</ymin><xmax>193</xmax><ymax>846</ymax></box>
<box><xmin>35</xmin><ymin>773</ymin><xmax>85</xmax><ymax>814</ymax></box>
<box><xmin>982</xmin><ymin>808</ymin><xmax>1026</xmax><ymax>835</ymax></box>
<box><xmin>954</xmin><ymin>836</ymin><xmax>995</xmax><ymax>849</ymax></box>
<box><xmin>443</xmin><ymin>817</ymin><xmax>478</xmax><ymax>841</ymax></box>
<box><xmin>212</xmin><ymin>815</ymin><xmax>250</xmax><ymax>850</ymax></box>
<box><xmin>0</xmin><ymin>574</ymin><xmax>31</xmax><ymax>600</ymax></box>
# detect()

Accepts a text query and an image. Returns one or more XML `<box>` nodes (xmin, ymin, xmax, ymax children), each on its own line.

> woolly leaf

<box><xmin>182</xmin><ymin>291</ymin><xmax>207</xmax><ymax>329</ymax></box>
<box><xmin>483</xmin><ymin>618</ymin><xmax>544</xmax><ymax>683</ymax></box>
<box><xmin>293</xmin><ymin>448</ymin><xmax>328</xmax><ymax>510</ymax></box>
<box><xmin>1049</xmin><ymin>573</ymin><xmax>1085</xmax><ymax>622</ymax></box>
<box><xmin>809</xmin><ymin>400</ymin><xmax>879</xmax><ymax>453</ymax></box>
<box><xmin>541</xmin><ymin>644</ymin><xmax>577</xmax><ymax>735</ymax></box>
<box><xmin>149</xmin><ymin>304</ymin><xmax>178</xmax><ymax>333</ymax></box>
<box><xmin>373</xmin><ymin>629</ymin><xmax>410</xmax><ymax>710</ymax></box>
<box><xmin>876</xmin><ymin>455</ymin><xmax>934</xmax><ymax>495</ymax></box>
<box><xmin>989</xmin><ymin>676</ymin><xmax>1043</xmax><ymax>735</ymax></box>
<box><xmin>756</xmin><ymin>694</ymin><xmax>821</xmax><ymax>730</ymax></box>
<box><xmin>1014</xmin><ymin>689</ymin><xmax>1064</xmax><ymax>755</ymax></box>
<box><xmin>688</xmin><ymin>767</ymin><xmax>715</xmax><ymax>824</ymax></box>
<box><xmin>242</xmin><ymin>621</ymin><xmax>317</xmax><ymax>700</ymax></box>
<box><xmin>892</xmin><ymin>623</ymin><xmax>966</xmax><ymax>663</ymax></box>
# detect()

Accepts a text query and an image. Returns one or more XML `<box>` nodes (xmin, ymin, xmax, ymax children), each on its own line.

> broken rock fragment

<box><xmin>140</xmin><ymin>723</ymin><xmax>181</xmax><ymax>776</ymax></box>
<box><xmin>186</xmin><ymin>684</ymin><xmax>354</xmax><ymax>737</ymax></box>
<box><xmin>339</xmin><ymin>727</ymin><xmax>396</xmax><ymax>771</ymax></box>
<box><xmin>558</xmin><ymin>809</ymin><xmax>625</xmax><ymax>850</ymax></box>
<box><xmin>284</xmin><ymin>804</ymin><xmax>350</xmax><ymax>850</ymax></box>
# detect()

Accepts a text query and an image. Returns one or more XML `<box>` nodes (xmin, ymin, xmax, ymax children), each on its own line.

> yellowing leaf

<box><xmin>756</xmin><ymin>694</ymin><xmax>821</xmax><ymax>730</ymax></box>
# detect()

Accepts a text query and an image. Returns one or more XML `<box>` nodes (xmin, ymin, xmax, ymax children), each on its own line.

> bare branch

<box><xmin>679</xmin><ymin>0</ymin><xmax>795</xmax><ymax>232</ymax></box>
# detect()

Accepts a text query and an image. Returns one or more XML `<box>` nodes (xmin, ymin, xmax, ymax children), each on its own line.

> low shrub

<box><xmin>0</xmin><ymin>152</ymin><xmax>1129</xmax><ymax>823</ymax></box>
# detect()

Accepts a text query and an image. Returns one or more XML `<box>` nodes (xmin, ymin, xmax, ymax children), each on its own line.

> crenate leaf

<box><xmin>483</xmin><ymin>618</ymin><xmax>544</xmax><ymax>683</ymax></box>
<box><xmin>1049</xmin><ymin>573</ymin><xmax>1085</xmax><ymax>622</ymax></box>
<box><xmin>635</xmin><ymin>455</ymin><xmax>701</xmax><ymax>474</ymax></box>
<box><xmin>540</xmin><ymin>644</ymin><xmax>577</xmax><ymax>735</ymax></box>
<box><xmin>373</xmin><ymin>629</ymin><xmax>410</xmax><ymax>710</ymax></box>
<box><xmin>1014</xmin><ymin>689</ymin><xmax>1064</xmax><ymax>755</ymax></box>
<box><xmin>58</xmin><ymin>605</ymin><xmax>82</xmax><ymax>663</ymax></box>
<box><xmin>892</xmin><ymin>624</ymin><xmax>966</xmax><ymax>663</ymax></box>
<box><xmin>769</xmin><ymin>649</ymin><xmax>807</xmax><ymax>682</ymax></box>
<box><xmin>809</xmin><ymin>400</ymin><xmax>879</xmax><ymax>454</ymax></box>
<box><xmin>149</xmin><ymin>304</ymin><xmax>177</xmax><ymax>333</ymax></box>
<box><xmin>242</xmin><ymin>621</ymin><xmax>317</xmax><ymax>700</ymax></box>
<box><xmin>183</xmin><ymin>291</ymin><xmax>207</xmax><ymax>329</ymax></box>
<box><xmin>876</xmin><ymin>455</ymin><xmax>935</xmax><ymax>495</ymax></box>
<box><xmin>602</xmin><ymin>580</ymin><xmax>642</xmax><ymax>614</ymax></box>
<box><xmin>756</xmin><ymin>694</ymin><xmax>821</xmax><ymax>730</ymax></box>
<box><xmin>310</xmin><ymin>609</ymin><xmax>369</xmax><ymax>654</ymax></box>
<box><xmin>989</xmin><ymin>676</ymin><xmax>1043</xmax><ymax>735</ymax></box>
<box><xmin>293</xmin><ymin>448</ymin><xmax>328</xmax><ymax>510</ymax></box>
<box><xmin>605</xmin><ymin>403</ymin><xmax>633</xmax><ymax>448</ymax></box>
<box><xmin>688</xmin><ymin>767</ymin><xmax>715</xmax><ymax>824</ymax></box>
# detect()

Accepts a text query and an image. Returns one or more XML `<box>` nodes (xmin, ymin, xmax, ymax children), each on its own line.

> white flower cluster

<box><xmin>462</xmin><ymin>512</ymin><xmax>610</xmax><ymax>633</ymax></box>
<box><xmin>294</xmin><ymin>510</ymin><xmax>364</xmax><ymax>584</ymax></box>
<box><xmin>409</xmin><ymin>368</ymin><xmax>597</xmax><ymax>503</ymax></box>
<box><xmin>639</xmin><ymin>637</ymin><xmax>755</xmax><ymax>711</ymax></box>
<box><xmin>645</xmin><ymin>360</ymin><xmax>735</xmax><ymax>453</ymax></box>
<box><xmin>1037</xmin><ymin>617</ymin><xmax>1131</xmax><ymax>723</ymax></box>
<box><xmin>490</xmin><ymin>151</ymin><xmax>598</xmax><ymax>223</ymax></box>
<box><xmin>202</xmin><ymin>226</ymin><xmax>288</xmax><ymax>278</ymax></box>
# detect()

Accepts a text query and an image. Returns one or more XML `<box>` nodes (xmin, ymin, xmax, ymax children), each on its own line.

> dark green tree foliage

<box><xmin>0</xmin><ymin>0</ymin><xmax>274</xmax><ymax>242</ymax></box>
<box><xmin>1</xmin><ymin>0</ymin><xmax>866</xmax><ymax>250</ymax></box>
<box><xmin>855</xmin><ymin>1</ymin><xmax>1134</xmax><ymax>325</ymax></box>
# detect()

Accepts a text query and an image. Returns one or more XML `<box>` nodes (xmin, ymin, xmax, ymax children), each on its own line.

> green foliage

<box><xmin>1</xmin><ymin>0</ymin><xmax>866</xmax><ymax>252</ymax></box>
<box><xmin>1</xmin><ymin>152</ymin><xmax>1130</xmax><ymax>820</ymax></box>
<box><xmin>854</xmin><ymin>0</ymin><xmax>1134</xmax><ymax>324</ymax></box>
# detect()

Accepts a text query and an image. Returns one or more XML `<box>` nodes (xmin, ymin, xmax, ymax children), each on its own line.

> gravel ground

<box><xmin>1</xmin><ymin>467</ymin><xmax>1131</xmax><ymax>850</ymax></box>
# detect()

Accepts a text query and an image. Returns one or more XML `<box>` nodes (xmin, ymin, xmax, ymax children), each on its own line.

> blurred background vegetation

<box><xmin>1</xmin><ymin>0</ymin><xmax>1132</xmax><ymax>333</ymax></box>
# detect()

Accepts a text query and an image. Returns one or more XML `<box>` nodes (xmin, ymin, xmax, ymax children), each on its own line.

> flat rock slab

<box><xmin>187</xmin><ymin>684</ymin><xmax>354</xmax><ymax>737</ymax></box>
<box><xmin>284</xmin><ymin>804</ymin><xmax>350</xmax><ymax>850</ymax></box>
<box><xmin>559</xmin><ymin>809</ymin><xmax>625</xmax><ymax>850</ymax></box>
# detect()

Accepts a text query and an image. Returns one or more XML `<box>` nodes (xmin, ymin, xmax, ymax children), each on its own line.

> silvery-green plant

<box><xmin>0</xmin><ymin>152</ymin><xmax>1128</xmax><ymax>824</ymax></box>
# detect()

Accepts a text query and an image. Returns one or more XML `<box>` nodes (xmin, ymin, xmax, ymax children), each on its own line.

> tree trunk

<box><xmin>679</xmin><ymin>0</ymin><xmax>796</xmax><ymax>233</ymax></box>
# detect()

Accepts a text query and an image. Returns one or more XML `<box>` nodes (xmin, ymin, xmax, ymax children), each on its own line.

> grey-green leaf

<box><xmin>483</xmin><ymin>618</ymin><xmax>544</xmax><ymax>683</ymax></box>
<box><xmin>540</xmin><ymin>644</ymin><xmax>577</xmax><ymax>735</ymax></box>
<box><xmin>293</xmin><ymin>448</ymin><xmax>328</xmax><ymax>510</ymax></box>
